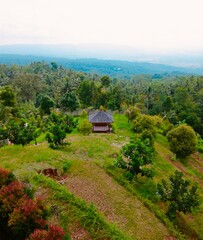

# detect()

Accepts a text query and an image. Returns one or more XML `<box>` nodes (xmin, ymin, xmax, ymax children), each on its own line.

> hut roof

<box><xmin>88</xmin><ymin>111</ymin><xmax>113</xmax><ymax>123</ymax></box>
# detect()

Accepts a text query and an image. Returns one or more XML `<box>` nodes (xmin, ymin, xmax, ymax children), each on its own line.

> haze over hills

<box><xmin>0</xmin><ymin>44</ymin><xmax>203</xmax><ymax>77</ymax></box>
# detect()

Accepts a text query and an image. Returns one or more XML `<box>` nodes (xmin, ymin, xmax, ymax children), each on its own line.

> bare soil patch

<box><xmin>65</xmin><ymin>161</ymin><xmax>170</xmax><ymax>240</ymax></box>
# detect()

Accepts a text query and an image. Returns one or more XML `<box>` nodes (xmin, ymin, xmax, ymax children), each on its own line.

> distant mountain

<box><xmin>0</xmin><ymin>53</ymin><xmax>203</xmax><ymax>79</ymax></box>
<box><xmin>0</xmin><ymin>43</ymin><xmax>203</xmax><ymax>67</ymax></box>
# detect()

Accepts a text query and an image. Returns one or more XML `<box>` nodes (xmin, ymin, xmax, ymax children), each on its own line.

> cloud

<box><xmin>0</xmin><ymin>0</ymin><xmax>203</xmax><ymax>52</ymax></box>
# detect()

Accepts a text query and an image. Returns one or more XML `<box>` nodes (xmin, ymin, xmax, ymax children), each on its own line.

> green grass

<box><xmin>33</xmin><ymin>174</ymin><xmax>132</xmax><ymax>240</ymax></box>
<box><xmin>1</xmin><ymin>113</ymin><xmax>203</xmax><ymax>239</ymax></box>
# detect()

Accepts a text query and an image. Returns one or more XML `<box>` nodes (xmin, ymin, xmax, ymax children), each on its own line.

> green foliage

<box><xmin>80</xmin><ymin>109</ymin><xmax>88</xmax><ymax>118</ymax></box>
<box><xmin>157</xmin><ymin>171</ymin><xmax>200</xmax><ymax>220</ymax></box>
<box><xmin>133</xmin><ymin>114</ymin><xmax>156</xmax><ymax>136</ymax></box>
<box><xmin>46</xmin><ymin>125</ymin><xmax>67</xmax><ymax>149</ymax></box>
<box><xmin>101</xmin><ymin>75</ymin><xmax>110</xmax><ymax>87</ymax></box>
<box><xmin>162</xmin><ymin>96</ymin><xmax>173</xmax><ymax>112</ymax></box>
<box><xmin>0</xmin><ymin>86</ymin><xmax>17</xmax><ymax>123</ymax></box>
<box><xmin>62</xmin><ymin>161</ymin><xmax>72</xmax><ymax>173</ymax></box>
<box><xmin>196</xmin><ymin>135</ymin><xmax>203</xmax><ymax>153</ymax></box>
<box><xmin>0</xmin><ymin>86</ymin><xmax>16</xmax><ymax>107</ymax></box>
<box><xmin>60</xmin><ymin>91</ymin><xmax>79</xmax><ymax>112</ymax></box>
<box><xmin>105</xmin><ymin>167</ymin><xmax>186</xmax><ymax>240</ymax></box>
<box><xmin>116</xmin><ymin>138</ymin><xmax>154</xmax><ymax>180</ymax></box>
<box><xmin>125</xmin><ymin>105</ymin><xmax>140</xmax><ymax>122</ymax></box>
<box><xmin>45</xmin><ymin>113</ymin><xmax>76</xmax><ymax>149</ymax></box>
<box><xmin>78</xmin><ymin>80</ymin><xmax>97</xmax><ymax>108</ymax></box>
<box><xmin>107</xmin><ymin>84</ymin><xmax>124</xmax><ymax>110</ymax></box>
<box><xmin>39</xmin><ymin>95</ymin><xmax>55</xmax><ymax>115</ymax></box>
<box><xmin>77</xmin><ymin>119</ymin><xmax>92</xmax><ymax>135</ymax></box>
<box><xmin>6</xmin><ymin>119</ymin><xmax>36</xmax><ymax>146</ymax></box>
<box><xmin>140</xmin><ymin>129</ymin><xmax>155</xmax><ymax>145</ymax></box>
<box><xmin>167</xmin><ymin>124</ymin><xmax>197</xmax><ymax>158</ymax></box>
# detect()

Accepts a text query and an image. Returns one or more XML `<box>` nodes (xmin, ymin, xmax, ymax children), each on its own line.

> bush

<box><xmin>125</xmin><ymin>106</ymin><xmax>141</xmax><ymax>121</ymax></box>
<box><xmin>77</xmin><ymin>119</ymin><xmax>92</xmax><ymax>135</ymax></box>
<box><xmin>0</xmin><ymin>167</ymin><xmax>15</xmax><ymax>188</ymax></box>
<box><xmin>157</xmin><ymin>171</ymin><xmax>200</xmax><ymax>220</ymax></box>
<box><xmin>46</xmin><ymin>124</ymin><xmax>67</xmax><ymax>149</ymax></box>
<box><xmin>167</xmin><ymin>124</ymin><xmax>197</xmax><ymax>158</ymax></box>
<box><xmin>0</xmin><ymin>180</ymin><xmax>25</xmax><ymax>217</ymax></box>
<box><xmin>0</xmin><ymin>168</ymin><xmax>65</xmax><ymax>240</ymax></box>
<box><xmin>133</xmin><ymin>114</ymin><xmax>156</xmax><ymax>136</ymax></box>
<box><xmin>8</xmin><ymin>196</ymin><xmax>48</xmax><ymax>238</ymax></box>
<box><xmin>196</xmin><ymin>135</ymin><xmax>203</xmax><ymax>153</ymax></box>
<box><xmin>116</xmin><ymin>138</ymin><xmax>154</xmax><ymax>180</ymax></box>
<box><xmin>27</xmin><ymin>225</ymin><xmax>65</xmax><ymax>240</ymax></box>
<box><xmin>140</xmin><ymin>129</ymin><xmax>155</xmax><ymax>145</ymax></box>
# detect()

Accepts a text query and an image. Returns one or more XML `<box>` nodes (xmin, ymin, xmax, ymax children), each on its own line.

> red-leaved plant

<box><xmin>0</xmin><ymin>180</ymin><xmax>25</xmax><ymax>217</ymax></box>
<box><xmin>8</xmin><ymin>195</ymin><xmax>48</xmax><ymax>238</ymax></box>
<box><xmin>27</xmin><ymin>224</ymin><xmax>65</xmax><ymax>240</ymax></box>
<box><xmin>0</xmin><ymin>167</ymin><xmax>66</xmax><ymax>240</ymax></box>
<box><xmin>0</xmin><ymin>167</ymin><xmax>15</xmax><ymax>188</ymax></box>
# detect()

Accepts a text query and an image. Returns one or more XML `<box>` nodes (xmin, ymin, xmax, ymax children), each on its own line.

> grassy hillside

<box><xmin>0</xmin><ymin>114</ymin><xmax>203</xmax><ymax>239</ymax></box>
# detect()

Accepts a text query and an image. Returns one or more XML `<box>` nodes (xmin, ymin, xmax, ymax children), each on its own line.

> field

<box><xmin>0</xmin><ymin>114</ymin><xmax>203</xmax><ymax>240</ymax></box>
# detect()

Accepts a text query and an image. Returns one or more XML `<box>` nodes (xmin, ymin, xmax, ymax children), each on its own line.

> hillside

<box><xmin>1</xmin><ymin>54</ymin><xmax>203</xmax><ymax>79</ymax></box>
<box><xmin>1</xmin><ymin>114</ymin><xmax>203</xmax><ymax>239</ymax></box>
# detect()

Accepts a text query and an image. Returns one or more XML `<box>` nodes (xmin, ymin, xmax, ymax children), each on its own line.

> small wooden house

<box><xmin>88</xmin><ymin>111</ymin><xmax>114</xmax><ymax>133</ymax></box>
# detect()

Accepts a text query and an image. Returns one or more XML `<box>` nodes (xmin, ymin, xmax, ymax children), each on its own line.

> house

<box><xmin>88</xmin><ymin>110</ymin><xmax>114</xmax><ymax>133</ymax></box>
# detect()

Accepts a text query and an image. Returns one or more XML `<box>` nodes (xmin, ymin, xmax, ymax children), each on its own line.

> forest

<box><xmin>0</xmin><ymin>61</ymin><xmax>203</xmax><ymax>240</ymax></box>
<box><xmin>0</xmin><ymin>61</ymin><xmax>203</xmax><ymax>137</ymax></box>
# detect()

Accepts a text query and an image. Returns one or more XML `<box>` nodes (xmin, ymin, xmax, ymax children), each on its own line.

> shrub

<box><xmin>0</xmin><ymin>167</ymin><xmax>15</xmax><ymax>188</ymax></box>
<box><xmin>167</xmin><ymin>124</ymin><xmax>197</xmax><ymax>158</ymax></box>
<box><xmin>27</xmin><ymin>224</ymin><xmax>65</xmax><ymax>240</ymax></box>
<box><xmin>8</xmin><ymin>196</ymin><xmax>48</xmax><ymax>239</ymax></box>
<box><xmin>133</xmin><ymin>114</ymin><xmax>156</xmax><ymax>136</ymax></box>
<box><xmin>0</xmin><ymin>180</ymin><xmax>25</xmax><ymax>217</ymax></box>
<box><xmin>196</xmin><ymin>135</ymin><xmax>203</xmax><ymax>153</ymax></box>
<box><xmin>0</xmin><ymin>168</ymin><xmax>66</xmax><ymax>240</ymax></box>
<box><xmin>140</xmin><ymin>129</ymin><xmax>155</xmax><ymax>145</ymax></box>
<box><xmin>157</xmin><ymin>171</ymin><xmax>200</xmax><ymax>220</ymax></box>
<box><xmin>116</xmin><ymin>138</ymin><xmax>154</xmax><ymax>180</ymax></box>
<box><xmin>77</xmin><ymin>119</ymin><xmax>92</xmax><ymax>135</ymax></box>
<box><xmin>125</xmin><ymin>106</ymin><xmax>140</xmax><ymax>122</ymax></box>
<box><xmin>46</xmin><ymin>124</ymin><xmax>67</xmax><ymax>149</ymax></box>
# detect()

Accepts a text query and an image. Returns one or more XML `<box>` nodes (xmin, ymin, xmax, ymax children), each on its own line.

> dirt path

<box><xmin>65</xmin><ymin>161</ymin><xmax>170</xmax><ymax>240</ymax></box>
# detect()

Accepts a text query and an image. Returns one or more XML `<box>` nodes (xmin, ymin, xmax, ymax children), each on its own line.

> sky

<box><xmin>0</xmin><ymin>0</ymin><xmax>203</xmax><ymax>53</ymax></box>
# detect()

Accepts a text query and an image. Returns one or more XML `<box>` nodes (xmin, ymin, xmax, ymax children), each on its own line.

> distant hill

<box><xmin>0</xmin><ymin>53</ymin><xmax>203</xmax><ymax>79</ymax></box>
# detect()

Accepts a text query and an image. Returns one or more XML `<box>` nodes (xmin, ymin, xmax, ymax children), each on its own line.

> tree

<box><xmin>107</xmin><ymin>85</ymin><xmax>124</xmax><ymax>111</ymax></box>
<box><xmin>162</xmin><ymin>96</ymin><xmax>173</xmax><ymax>112</ymax></box>
<box><xmin>167</xmin><ymin>124</ymin><xmax>197</xmax><ymax>158</ymax></box>
<box><xmin>39</xmin><ymin>95</ymin><xmax>55</xmax><ymax>115</ymax></box>
<box><xmin>46</xmin><ymin>124</ymin><xmax>67</xmax><ymax>149</ymax></box>
<box><xmin>45</xmin><ymin>113</ymin><xmax>76</xmax><ymax>149</ymax></box>
<box><xmin>60</xmin><ymin>91</ymin><xmax>79</xmax><ymax>111</ymax></box>
<box><xmin>78</xmin><ymin>80</ymin><xmax>97</xmax><ymax>108</ymax></box>
<box><xmin>125</xmin><ymin>106</ymin><xmax>140</xmax><ymax>122</ymax></box>
<box><xmin>116</xmin><ymin>139</ymin><xmax>154</xmax><ymax>180</ymax></box>
<box><xmin>0</xmin><ymin>86</ymin><xmax>16</xmax><ymax>107</ymax></box>
<box><xmin>0</xmin><ymin>86</ymin><xmax>17</xmax><ymax>123</ymax></box>
<box><xmin>7</xmin><ymin>119</ymin><xmax>36</xmax><ymax>146</ymax></box>
<box><xmin>157</xmin><ymin>171</ymin><xmax>200</xmax><ymax>220</ymax></box>
<box><xmin>133</xmin><ymin>114</ymin><xmax>156</xmax><ymax>137</ymax></box>
<box><xmin>101</xmin><ymin>76</ymin><xmax>110</xmax><ymax>87</ymax></box>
